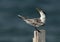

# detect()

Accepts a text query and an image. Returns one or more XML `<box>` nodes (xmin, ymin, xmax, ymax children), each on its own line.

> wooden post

<box><xmin>33</xmin><ymin>29</ymin><xmax>45</xmax><ymax>42</ymax></box>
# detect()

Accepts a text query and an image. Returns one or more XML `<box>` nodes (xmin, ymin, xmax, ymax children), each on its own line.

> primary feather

<box><xmin>18</xmin><ymin>8</ymin><xmax>46</xmax><ymax>32</ymax></box>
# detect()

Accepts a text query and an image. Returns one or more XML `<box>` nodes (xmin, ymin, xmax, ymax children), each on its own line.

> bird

<box><xmin>17</xmin><ymin>8</ymin><xmax>46</xmax><ymax>32</ymax></box>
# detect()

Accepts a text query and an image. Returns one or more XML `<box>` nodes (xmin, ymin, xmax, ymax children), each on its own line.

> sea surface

<box><xmin>0</xmin><ymin>0</ymin><xmax>60</xmax><ymax>42</ymax></box>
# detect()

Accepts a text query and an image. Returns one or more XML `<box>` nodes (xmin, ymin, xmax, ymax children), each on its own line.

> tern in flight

<box><xmin>18</xmin><ymin>8</ymin><xmax>46</xmax><ymax>32</ymax></box>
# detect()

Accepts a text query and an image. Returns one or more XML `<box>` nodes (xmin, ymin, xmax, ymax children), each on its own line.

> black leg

<box><xmin>34</xmin><ymin>27</ymin><xmax>40</xmax><ymax>33</ymax></box>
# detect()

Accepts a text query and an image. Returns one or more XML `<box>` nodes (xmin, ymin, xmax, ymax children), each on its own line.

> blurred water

<box><xmin>0</xmin><ymin>0</ymin><xmax>60</xmax><ymax>42</ymax></box>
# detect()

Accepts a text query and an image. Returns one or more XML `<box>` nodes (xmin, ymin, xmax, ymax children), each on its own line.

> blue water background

<box><xmin>0</xmin><ymin>0</ymin><xmax>60</xmax><ymax>42</ymax></box>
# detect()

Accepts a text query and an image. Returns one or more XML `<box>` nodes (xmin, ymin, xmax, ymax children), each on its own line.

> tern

<box><xmin>18</xmin><ymin>8</ymin><xmax>46</xmax><ymax>32</ymax></box>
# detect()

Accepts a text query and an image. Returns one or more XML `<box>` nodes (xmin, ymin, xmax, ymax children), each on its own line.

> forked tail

<box><xmin>18</xmin><ymin>15</ymin><xmax>26</xmax><ymax>20</ymax></box>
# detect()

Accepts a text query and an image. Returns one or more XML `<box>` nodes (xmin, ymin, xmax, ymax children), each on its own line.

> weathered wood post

<box><xmin>33</xmin><ymin>29</ymin><xmax>45</xmax><ymax>42</ymax></box>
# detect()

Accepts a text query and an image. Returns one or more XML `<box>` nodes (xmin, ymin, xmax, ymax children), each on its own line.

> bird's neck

<box><xmin>40</xmin><ymin>11</ymin><xmax>46</xmax><ymax>23</ymax></box>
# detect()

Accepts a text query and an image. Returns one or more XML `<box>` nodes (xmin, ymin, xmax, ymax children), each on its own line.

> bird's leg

<box><xmin>41</xmin><ymin>24</ymin><xmax>45</xmax><ymax>29</ymax></box>
<box><xmin>34</xmin><ymin>27</ymin><xmax>40</xmax><ymax>33</ymax></box>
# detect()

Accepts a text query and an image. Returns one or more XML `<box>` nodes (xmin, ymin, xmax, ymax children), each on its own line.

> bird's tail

<box><xmin>18</xmin><ymin>15</ymin><xmax>26</xmax><ymax>20</ymax></box>
<box><xmin>34</xmin><ymin>27</ymin><xmax>40</xmax><ymax>32</ymax></box>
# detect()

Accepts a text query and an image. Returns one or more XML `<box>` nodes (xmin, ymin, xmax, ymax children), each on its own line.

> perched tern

<box><xmin>18</xmin><ymin>8</ymin><xmax>46</xmax><ymax>32</ymax></box>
